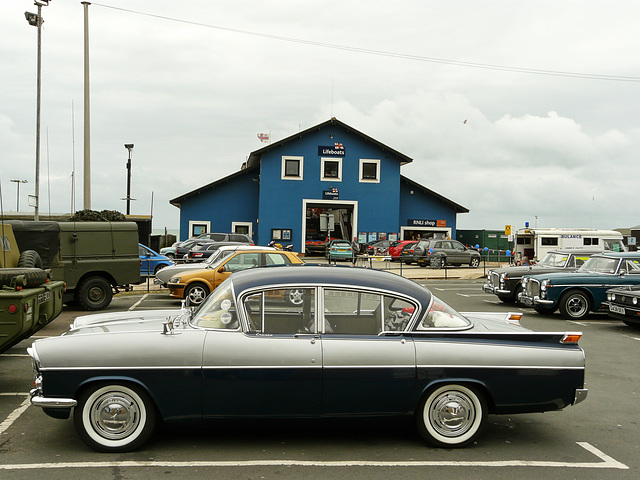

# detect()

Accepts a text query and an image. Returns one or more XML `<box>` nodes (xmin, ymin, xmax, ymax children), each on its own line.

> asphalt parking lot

<box><xmin>1</xmin><ymin>275</ymin><xmax>638</xmax><ymax>480</ymax></box>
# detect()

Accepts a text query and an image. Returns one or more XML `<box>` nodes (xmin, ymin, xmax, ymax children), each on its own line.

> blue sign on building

<box><xmin>318</xmin><ymin>143</ymin><xmax>346</xmax><ymax>156</ymax></box>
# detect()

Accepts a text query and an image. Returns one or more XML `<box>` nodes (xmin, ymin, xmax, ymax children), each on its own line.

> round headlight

<box><xmin>633</xmin><ymin>297</ymin><xmax>638</xmax><ymax>305</ymax></box>
<box><xmin>608</xmin><ymin>293</ymin><xmax>614</xmax><ymax>301</ymax></box>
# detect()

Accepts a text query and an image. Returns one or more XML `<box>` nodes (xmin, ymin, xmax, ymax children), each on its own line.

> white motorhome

<box><xmin>514</xmin><ymin>228</ymin><xmax>626</xmax><ymax>261</ymax></box>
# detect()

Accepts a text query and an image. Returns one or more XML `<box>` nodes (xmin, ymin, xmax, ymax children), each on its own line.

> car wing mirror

<box><xmin>218</xmin><ymin>266</ymin><xmax>227</xmax><ymax>273</ymax></box>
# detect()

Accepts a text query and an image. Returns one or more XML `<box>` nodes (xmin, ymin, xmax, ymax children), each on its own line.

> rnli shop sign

<box><xmin>409</xmin><ymin>219</ymin><xmax>447</xmax><ymax>227</ymax></box>
<box><xmin>318</xmin><ymin>143</ymin><xmax>345</xmax><ymax>156</ymax></box>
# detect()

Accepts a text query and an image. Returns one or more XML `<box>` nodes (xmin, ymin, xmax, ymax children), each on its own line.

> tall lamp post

<box><xmin>10</xmin><ymin>179</ymin><xmax>28</xmax><ymax>211</ymax></box>
<box><xmin>124</xmin><ymin>144</ymin><xmax>134</xmax><ymax>215</ymax></box>
<box><xmin>24</xmin><ymin>0</ymin><xmax>50</xmax><ymax>221</ymax></box>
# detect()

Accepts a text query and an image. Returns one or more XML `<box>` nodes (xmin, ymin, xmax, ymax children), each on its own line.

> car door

<box><xmin>139</xmin><ymin>244</ymin><xmax>153</xmax><ymax>276</ymax></box>
<box><xmin>320</xmin><ymin>287</ymin><xmax>417</xmax><ymax>415</ymax></box>
<box><xmin>451</xmin><ymin>240</ymin><xmax>467</xmax><ymax>264</ymax></box>
<box><xmin>201</xmin><ymin>287</ymin><xmax>322</xmax><ymax>417</ymax></box>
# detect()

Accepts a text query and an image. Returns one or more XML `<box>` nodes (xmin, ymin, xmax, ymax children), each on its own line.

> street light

<box><xmin>24</xmin><ymin>0</ymin><xmax>50</xmax><ymax>221</ymax></box>
<box><xmin>10</xmin><ymin>179</ymin><xmax>28</xmax><ymax>211</ymax></box>
<box><xmin>124</xmin><ymin>144</ymin><xmax>134</xmax><ymax>215</ymax></box>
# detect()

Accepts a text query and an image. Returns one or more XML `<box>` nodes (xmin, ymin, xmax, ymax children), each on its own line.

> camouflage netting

<box><xmin>69</xmin><ymin>209</ymin><xmax>127</xmax><ymax>222</ymax></box>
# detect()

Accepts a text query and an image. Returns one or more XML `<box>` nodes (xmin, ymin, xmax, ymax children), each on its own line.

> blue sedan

<box><xmin>139</xmin><ymin>244</ymin><xmax>174</xmax><ymax>276</ymax></box>
<box><xmin>325</xmin><ymin>239</ymin><xmax>353</xmax><ymax>261</ymax></box>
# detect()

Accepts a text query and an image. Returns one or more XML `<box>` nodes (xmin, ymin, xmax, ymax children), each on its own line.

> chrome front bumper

<box><xmin>517</xmin><ymin>293</ymin><xmax>554</xmax><ymax>306</ymax></box>
<box><xmin>30</xmin><ymin>388</ymin><xmax>77</xmax><ymax>409</ymax></box>
<box><xmin>483</xmin><ymin>284</ymin><xmax>511</xmax><ymax>295</ymax></box>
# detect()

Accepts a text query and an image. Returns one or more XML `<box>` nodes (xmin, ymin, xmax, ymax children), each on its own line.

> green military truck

<box><xmin>6</xmin><ymin>220</ymin><xmax>141</xmax><ymax>311</ymax></box>
<box><xmin>1</xmin><ymin>223</ymin><xmax>66</xmax><ymax>353</ymax></box>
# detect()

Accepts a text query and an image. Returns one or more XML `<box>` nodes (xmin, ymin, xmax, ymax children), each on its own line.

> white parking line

<box><xmin>0</xmin><ymin>394</ymin><xmax>30</xmax><ymax>436</ymax></box>
<box><xmin>622</xmin><ymin>334</ymin><xmax>640</xmax><ymax>342</ymax></box>
<box><xmin>128</xmin><ymin>294</ymin><xmax>149</xmax><ymax>311</ymax></box>
<box><xmin>0</xmin><ymin>442</ymin><xmax>627</xmax><ymax>470</ymax></box>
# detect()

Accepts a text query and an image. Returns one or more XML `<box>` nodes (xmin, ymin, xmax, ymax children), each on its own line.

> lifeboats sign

<box><xmin>409</xmin><ymin>219</ymin><xmax>447</xmax><ymax>227</ymax></box>
<box><xmin>323</xmin><ymin>188</ymin><xmax>339</xmax><ymax>200</ymax></box>
<box><xmin>318</xmin><ymin>143</ymin><xmax>345</xmax><ymax>156</ymax></box>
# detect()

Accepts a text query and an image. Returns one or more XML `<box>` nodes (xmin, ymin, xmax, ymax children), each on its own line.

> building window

<box><xmin>359</xmin><ymin>159</ymin><xmax>380</xmax><ymax>183</ymax></box>
<box><xmin>321</xmin><ymin>158</ymin><xmax>342</xmax><ymax>181</ymax></box>
<box><xmin>282</xmin><ymin>156</ymin><xmax>303</xmax><ymax>180</ymax></box>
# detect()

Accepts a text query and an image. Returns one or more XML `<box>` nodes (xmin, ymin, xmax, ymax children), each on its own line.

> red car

<box><xmin>389</xmin><ymin>240</ymin><xmax>417</xmax><ymax>261</ymax></box>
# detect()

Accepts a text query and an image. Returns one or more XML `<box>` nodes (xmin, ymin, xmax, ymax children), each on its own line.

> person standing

<box><xmin>351</xmin><ymin>237</ymin><xmax>359</xmax><ymax>266</ymax></box>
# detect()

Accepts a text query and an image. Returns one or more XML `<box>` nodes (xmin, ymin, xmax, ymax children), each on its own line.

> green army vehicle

<box><xmin>1</xmin><ymin>223</ymin><xmax>65</xmax><ymax>353</ymax></box>
<box><xmin>6</xmin><ymin>220</ymin><xmax>141</xmax><ymax>311</ymax></box>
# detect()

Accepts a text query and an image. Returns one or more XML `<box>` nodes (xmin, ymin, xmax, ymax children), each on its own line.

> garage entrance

<box><xmin>302</xmin><ymin>199</ymin><xmax>358</xmax><ymax>255</ymax></box>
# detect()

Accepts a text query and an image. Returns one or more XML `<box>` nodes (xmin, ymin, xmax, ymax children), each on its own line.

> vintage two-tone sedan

<box><xmin>29</xmin><ymin>265</ymin><xmax>587</xmax><ymax>452</ymax></box>
<box><xmin>519</xmin><ymin>252</ymin><xmax>640</xmax><ymax>320</ymax></box>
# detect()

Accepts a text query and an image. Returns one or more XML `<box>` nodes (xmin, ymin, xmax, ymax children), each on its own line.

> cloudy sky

<box><xmin>2</xmin><ymin>1</ymin><xmax>639</xmax><ymax>235</ymax></box>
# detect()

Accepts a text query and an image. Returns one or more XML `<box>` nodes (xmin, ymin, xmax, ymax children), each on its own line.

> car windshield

<box><xmin>538</xmin><ymin>252</ymin><xmax>570</xmax><ymax>267</ymax></box>
<box><xmin>578</xmin><ymin>256</ymin><xmax>620</xmax><ymax>274</ymax></box>
<box><xmin>204</xmin><ymin>248</ymin><xmax>236</xmax><ymax>265</ymax></box>
<box><xmin>191</xmin><ymin>279</ymin><xmax>238</xmax><ymax>329</ymax></box>
<box><xmin>416</xmin><ymin>296</ymin><xmax>471</xmax><ymax>329</ymax></box>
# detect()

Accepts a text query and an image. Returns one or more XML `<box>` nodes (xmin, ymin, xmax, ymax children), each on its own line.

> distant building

<box><xmin>170</xmin><ymin>117</ymin><xmax>469</xmax><ymax>252</ymax></box>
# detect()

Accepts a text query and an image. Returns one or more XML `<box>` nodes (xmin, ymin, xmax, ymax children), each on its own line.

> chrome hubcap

<box><xmin>90</xmin><ymin>392</ymin><xmax>140</xmax><ymax>440</ymax></box>
<box><xmin>429</xmin><ymin>392</ymin><xmax>475</xmax><ymax>437</ymax></box>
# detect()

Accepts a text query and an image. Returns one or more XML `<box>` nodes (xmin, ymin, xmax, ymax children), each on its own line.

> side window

<box><xmin>566</xmin><ymin>256</ymin><xmax>576</xmax><ymax>268</ymax></box>
<box><xmin>244</xmin><ymin>288</ymin><xmax>315</xmax><ymax>334</ymax></box>
<box><xmin>383</xmin><ymin>296</ymin><xmax>416</xmax><ymax>332</ymax></box>
<box><xmin>452</xmin><ymin>241</ymin><xmax>465</xmax><ymax>251</ymax></box>
<box><xmin>541</xmin><ymin>237</ymin><xmax>559</xmax><ymax>246</ymax></box>
<box><xmin>229</xmin><ymin>234</ymin><xmax>248</xmax><ymax>242</ymax></box>
<box><xmin>225</xmin><ymin>252</ymin><xmax>260</xmax><ymax>272</ymax></box>
<box><xmin>625</xmin><ymin>260</ymin><xmax>640</xmax><ymax>274</ymax></box>
<box><xmin>208</xmin><ymin>233</ymin><xmax>225</xmax><ymax>242</ymax></box>
<box><xmin>138</xmin><ymin>245</ymin><xmax>146</xmax><ymax>255</ymax></box>
<box><xmin>323</xmin><ymin>289</ymin><xmax>382</xmax><ymax>335</ymax></box>
<box><xmin>282</xmin><ymin>156</ymin><xmax>303</xmax><ymax>180</ymax></box>
<box><xmin>574</xmin><ymin>256</ymin><xmax>589</xmax><ymax>267</ymax></box>
<box><xmin>265</xmin><ymin>253</ymin><xmax>292</xmax><ymax>266</ymax></box>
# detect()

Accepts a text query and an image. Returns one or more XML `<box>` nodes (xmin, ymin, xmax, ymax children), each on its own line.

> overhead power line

<box><xmin>93</xmin><ymin>3</ymin><xmax>640</xmax><ymax>83</ymax></box>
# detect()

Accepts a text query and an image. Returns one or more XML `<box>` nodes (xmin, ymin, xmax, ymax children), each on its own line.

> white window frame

<box><xmin>189</xmin><ymin>220</ymin><xmax>211</xmax><ymax>237</ymax></box>
<box><xmin>232</xmin><ymin>221</ymin><xmax>253</xmax><ymax>237</ymax></box>
<box><xmin>281</xmin><ymin>156</ymin><xmax>304</xmax><ymax>180</ymax></box>
<box><xmin>321</xmin><ymin>157</ymin><xmax>342</xmax><ymax>182</ymax></box>
<box><xmin>359</xmin><ymin>159</ymin><xmax>381</xmax><ymax>183</ymax></box>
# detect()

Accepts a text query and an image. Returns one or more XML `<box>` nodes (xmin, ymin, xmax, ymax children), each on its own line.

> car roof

<box><xmin>230</xmin><ymin>264</ymin><xmax>432</xmax><ymax>306</ymax></box>
<box><xmin>592</xmin><ymin>252</ymin><xmax>640</xmax><ymax>259</ymax></box>
<box><xmin>217</xmin><ymin>245</ymin><xmax>276</xmax><ymax>252</ymax></box>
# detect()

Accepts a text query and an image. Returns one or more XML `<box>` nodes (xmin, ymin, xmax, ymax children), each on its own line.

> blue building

<box><xmin>170</xmin><ymin>118</ymin><xmax>468</xmax><ymax>252</ymax></box>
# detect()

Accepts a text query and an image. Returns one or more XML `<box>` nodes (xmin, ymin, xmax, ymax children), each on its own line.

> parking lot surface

<box><xmin>1</xmin><ymin>276</ymin><xmax>637</xmax><ymax>480</ymax></box>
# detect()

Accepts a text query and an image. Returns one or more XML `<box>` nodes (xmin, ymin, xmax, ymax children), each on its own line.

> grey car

<box><xmin>29</xmin><ymin>265</ymin><xmax>587</xmax><ymax>453</ymax></box>
<box><xmin>413</xmin><ymin>239</ymin><xmax>481</xmax><ymax>268</ymax></box>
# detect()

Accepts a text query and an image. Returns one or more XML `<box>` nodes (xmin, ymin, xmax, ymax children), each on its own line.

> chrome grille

<box><xmin>525</xmin><ymin>279</ymin><xmax>541</xmax><ymax>298</ymax></box>
<box><xmin>488</xmin><ymin>272</ymin><xmax>500</xmax><ymax>288</ymax></box>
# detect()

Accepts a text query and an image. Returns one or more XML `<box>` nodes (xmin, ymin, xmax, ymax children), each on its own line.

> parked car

<box><xmin>174</xmin><ymin>239</ymin><xmax>210</xmax><ymax>261</ymax></box>
<box><xmin>365</xmin><ymin>240</ymin><xmax>395</xmax><ymax>256</ymax></box>
<box><xmin>28</xmin><ymin>265</ymin><xmax>587</xmax><ymax>453</ymax></box>
<box><xmin>139</xmin><ymin>244</ymin><xmax>174</xmax><ymax>277</ymax></box>
<box><xmin>389</xmin><ymin>240</ymin><xmax>417</xmax><ymax>261</ymax></box>
<box><xmin>160</xmin><ymin>239</ymin><xmax>198</xmax><ymax>259</ymax></box>
<box><xmin>194</xmin><ymin>232</ymin><xmax>254</xmax><ymax>244</ymax></box>
<box><xmin>186</xmin><ymin>241</ymin><xmax>245</xmax><ymax>262</ymax></box>
<box><xmin>305</xmin><ymin>235</ymin><xmax>338</xmax><ymax>255</ymax></box>
<box><xmin>483</xmin><ymin>249</ymin><xmax>603</xmax><ymax>304</ymax></box>
<box><xmin>156</xmin><ymin>245</ymin><xmax>276</xmax><ymax>286</ymax></box>
<box><xmin>168</xmin><ymin>249</ymin><xmax>303</xmax><ymax>305</ymax></box>
<box><xmin>412</xmin><ymin>239</ymin><xmax>481</xmax><ymax>268</ymax></box>
<box><xmin>519</xmin><ymin>252</ymin><xmax>640</xmax><ymax>320</ymax></box>
<box><xmin>325</xmin><ymin>239</ymin><xmax>353</xmax><ymax>261</ymax></box>
<box><xmin>605</xmin><ymin>285</ymin><xmax>640</xmax><ymax>327</ymax></box>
